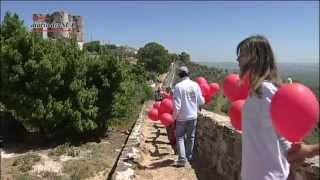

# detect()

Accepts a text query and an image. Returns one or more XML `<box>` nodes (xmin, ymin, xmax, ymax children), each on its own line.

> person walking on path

<box><xmin>172</xmin><ymin>66</ymin><xmax>205</xmax><ymax>167</ymax></box>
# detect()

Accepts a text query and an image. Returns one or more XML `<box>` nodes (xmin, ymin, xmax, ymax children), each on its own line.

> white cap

<box><xmin>178</xmin><ymin>66</ymin><xmax>189</xmax><ymax>74</ymax></box>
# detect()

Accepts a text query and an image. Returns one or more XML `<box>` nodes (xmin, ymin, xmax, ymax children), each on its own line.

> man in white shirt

<box><xmin>173</xmin><ymin>66</ymin><xmax>205</xmax><ymax>167</ymax></box>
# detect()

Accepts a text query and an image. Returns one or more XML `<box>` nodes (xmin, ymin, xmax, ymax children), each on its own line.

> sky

<box><xmin>1</xmin><ymin>1</ymin><xmax>319</xmax><ymax>63</ymax></box>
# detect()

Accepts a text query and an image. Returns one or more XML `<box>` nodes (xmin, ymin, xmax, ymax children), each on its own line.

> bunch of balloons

<box><xmin>148</xmin><ymin>98</ymin><xmax>174</xmax><ymax>127</ymax></box>
<box><xmin>223</xmin><ymin>73</ymin><xmax>250</xmax><ymax>102</ymax></box>
<box><xmin>223</xmin><ymin>73</ymin><xmax>319</xmax><ymax>142</ymax></box>
<box><xmin>223</xmin><ymin>73</ymin><xmax>250</xmax><ymax>130</ymax></box>
<box><xmin>148</xmin><ymin>76</ymin><xmax>221</xmax><ymax>126</ymax></box>
<box><xmin>195</xmin><ymin>76</ymin><xmax>220</xmax><ymax>104</ymax></box>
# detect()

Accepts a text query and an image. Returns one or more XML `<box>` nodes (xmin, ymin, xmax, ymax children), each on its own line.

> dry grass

<box><xmin>12</xmin><ymin>153</ymin><xmax>41</xmax><ymax>172</ymax></box>
<box><xmin>48</xmin><ymin>143</ymin><xmax>80</xmax><ymax>157</ymax></box>
<box><xmin>2</xmin><ymin>130</ymin><xmax>127</xmax><ymax>180</ymax></box>
<box><xmin>62</xmin><ymin>143</ymin><xmax>113</xmax><ymax>179</ymax></box>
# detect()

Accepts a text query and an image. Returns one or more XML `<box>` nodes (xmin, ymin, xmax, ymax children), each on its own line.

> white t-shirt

<box><xmin>241</xmin><ymin>81</ymin><xmax>291</xmax><ymax>180</ymax></box>
<box><xmin>173</xmin><ymin>77</ymin><xmax>205</xmax><ymax>121</ymax></box>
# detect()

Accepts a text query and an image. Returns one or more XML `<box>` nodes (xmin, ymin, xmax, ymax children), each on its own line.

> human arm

<box><xmin>172</xmin><ymin>86</ymin><xmax>181</xmax><ymax>119</ymax></box>
<box><xmin>262</xmin><ymin>83</ymin><xmax>319</xmax><ymax>168</ymax></box>
<box><xmin>287</xmin><ymin>143</ymin><xmax>319</xmax><ymax>168</ymax></box>
<box><xmin>197</xmin><ymin>84</ymin><xmax>205</xmax><ymax>106</ymax></box>
<box><xmin>261</xmin><ymin>83</ymin><xmax>293</xmax><ymax>155</ymax></box>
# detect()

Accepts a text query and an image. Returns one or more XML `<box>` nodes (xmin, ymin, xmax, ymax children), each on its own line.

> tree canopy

<box><xmin>137</xmin><ymin>42</ymin><xmax>171</xmax><ymax>74</ymax></box>
<box><xmin>1</xmin><ymin>12</ymin><xmax>152</xmax><ymax>136</ymax></box>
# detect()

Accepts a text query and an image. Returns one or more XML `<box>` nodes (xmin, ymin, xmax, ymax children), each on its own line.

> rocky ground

<box><xmin>134</xmin><ymin>103</ymin><xmax>208</xmax><ymax>180</ymax></box>
<box><xmin>1</xmin><ymin>130</ymin><xmax>128</xmax><ymax>180</ymax></box>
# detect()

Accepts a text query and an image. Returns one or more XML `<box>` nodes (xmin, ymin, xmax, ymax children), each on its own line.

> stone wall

<box><xmin>196</xmin><ymin>109</ymin><xmax>319</xmax><ymax>180</ymax></box>
<box><xmin>110</xmin><ymin>104</ymin><xmax>146</xmax><ymax>180</ymax></box>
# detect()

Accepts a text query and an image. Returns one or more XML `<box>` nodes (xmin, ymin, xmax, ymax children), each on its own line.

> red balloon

<box><xmin>204</xmin><ymin>95</ymin><xmax>212</xmax><ymax>104</ymax></box>
<box><xmin>159</xmin><ymin>113</ymin><xmax>175</xmax><ymax>127</ymax></box>
<box><xmin>209</xmin><ymin>83</ymin><xmax>220</xmax><ymax>96</ymax></box>
<box><xmin>223</xmin><ymin>73</ymin><xmax>247</xmax><ymax>101</ymax></box>
<box><xmin>270</xmin><ymin>83</ymin><xmax>319</xmax><ymax>142</ymax></box>
<box><xmin>238</xmin><ymin>73</ymin><xmax>250</xmax><ymax>99</ymax></box>
<box><xmin>148</xmin><ymin>108</ymin><xmax>158</xmax><ymax>121</ymax></box>
<box><xmin>228</xmin><ymin>100</ymin><xmax>245</xmax><ymax>130</ymax></box>
<box><xmin>159</xmin><ymin>98</ymin><xmax>173</xmax><ymax>115</ymax></box>
<box><xmin>199</xmin><ymin>83</ymin><xmax>210</xmax><ymax>97</ymax></box>
<box><xmin>223</xmin><ymin>73</ymin><xmax>240</xmax><ymax>101</ymax></box>
<box><xmin>153</xmin><ymin>101</ymin><xmax>161</xmax><ymax>109</ymax></box>
<box><xmin>196</xmin><ymin>77</ymin><xmax>207</xmax><ymax>85</ymax></box>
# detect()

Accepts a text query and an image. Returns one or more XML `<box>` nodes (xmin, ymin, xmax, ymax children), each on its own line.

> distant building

<box><xmin>126</xmin><ymin>57</ymin><xmax>138</xmax><ymax>65</ymax></box>
<box><xmin>32</xmin><ymin>11</ymin><xmax>84</xmax><ymax>49</ymax></box>
<box><xmin>119</xmin><ymin>45</ymin><xmax>138</xmax><ymax>57</ymax></box>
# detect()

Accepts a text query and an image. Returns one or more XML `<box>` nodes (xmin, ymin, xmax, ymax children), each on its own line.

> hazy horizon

<box><xmin>196</xmin><ymin>61</ymin><xmax>319</xmax><ymax>88</ymax></box>
<box><xmin>193</xmin><ymin>60</ymin><xmax>319</xmax><ymax>64</ymax></box>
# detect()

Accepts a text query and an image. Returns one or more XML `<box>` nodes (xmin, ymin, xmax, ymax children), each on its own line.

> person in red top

<box><xmin>163</xmin><ymin>87</ymin><xmax>173</xmax><ymax>99</ymax></box>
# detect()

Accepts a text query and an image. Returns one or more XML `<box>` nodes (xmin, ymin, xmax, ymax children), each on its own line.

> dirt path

<box><xmin>134</xmin><ymin>104</ymin><xmax>199</xmax><ymax>180</ymax></box>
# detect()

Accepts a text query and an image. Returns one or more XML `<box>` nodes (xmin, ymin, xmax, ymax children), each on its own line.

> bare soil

<box><xmin>1</xmin><ymin>130</ymin><xmax>128</xmax><ymax>180</ymax></box>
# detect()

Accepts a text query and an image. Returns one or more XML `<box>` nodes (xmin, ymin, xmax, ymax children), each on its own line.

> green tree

<box><xmin>169</xmin><ymin>53</ymin><xmax>179</xmax><ymax>62</ymax></box>
<box><xmin>137</xmin><ymin>42</ymin><xmax>170</xmax><ymax>74</ymax></box>
<box><xmin>179</xmin><ymin>52</ymin><xmax>190</xmax><ymax>62</ymax></box>
<box><xmin>83</xmin><ymin>41</ymin><xmax>101</xmax><ymax>53</ymax></box>
<box><xmin>1</xmin><ymin>12</ymin><xmax>152</xmax><ymax>136</ymax></box>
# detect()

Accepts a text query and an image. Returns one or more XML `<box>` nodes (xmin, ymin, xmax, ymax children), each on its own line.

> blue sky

<box><xmin>1</xmin><ymin>1</ymin><xmax>319</xmax><ymax>63</ymax></box>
